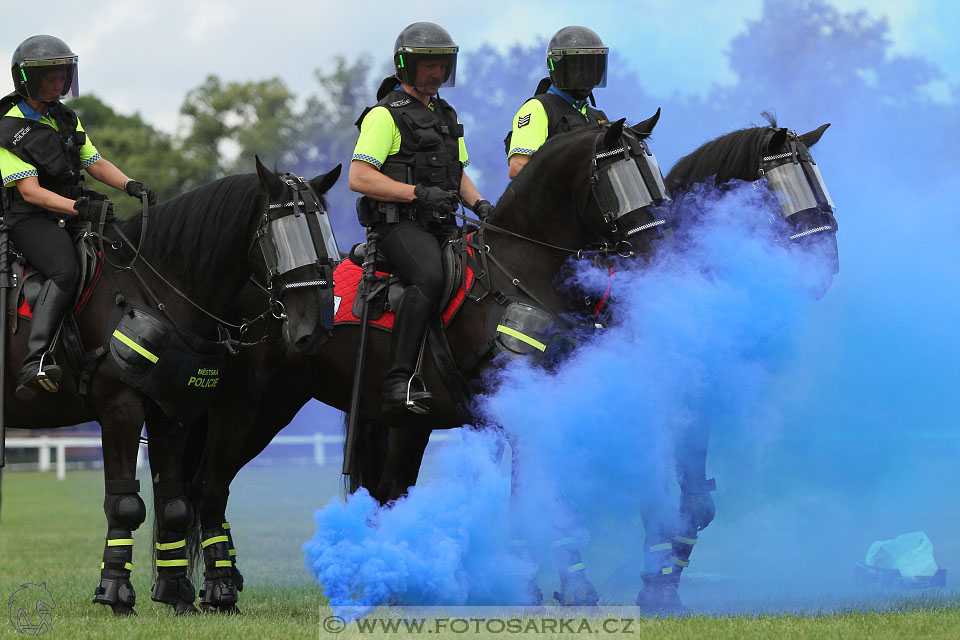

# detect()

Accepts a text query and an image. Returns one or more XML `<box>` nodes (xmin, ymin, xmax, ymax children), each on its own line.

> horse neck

<box><xmin>127</xmin><ymin>185</ymin><xmax>262</xmax><ymax>315</ymax></box>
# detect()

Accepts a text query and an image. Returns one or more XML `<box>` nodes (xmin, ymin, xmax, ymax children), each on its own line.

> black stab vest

<box><xmin>356</xmin><ymin>78</ymin><xmax>464</xmax><ymax>193</ymax></box>
<box><xmin>504</xmin><ymin>80</ymin><xmax>609</xmax><ymax>154</ymax></box>
<box><xmin>0</xmin><ymin>95</ymin><xmax>86</xmax><ymax>215</ymax></box>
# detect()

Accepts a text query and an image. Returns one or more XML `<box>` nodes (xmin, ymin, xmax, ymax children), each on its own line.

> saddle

<box><xmin>333</xmin><ymin>228</ymin><xmax>574</xmax><ymax>408</ymax></box>
<box><xmin>339</xmin><ymin>236</ymin><xmax>466</xmax><ymax>329</ymax></box>
<box><xmin>3</xmin><ymin>223</ymin><xmax>225</xmax><ymax>421</ymax></box>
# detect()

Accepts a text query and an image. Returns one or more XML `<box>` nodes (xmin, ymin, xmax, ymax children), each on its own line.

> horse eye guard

<box><xmin>591</xmin><ymin>144</ymin><xmax>672</xmax><ymax>223</ymax></box>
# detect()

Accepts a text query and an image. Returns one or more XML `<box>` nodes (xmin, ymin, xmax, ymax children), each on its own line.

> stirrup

<box><xmin>403</xmin><ymin>376</ymin><xmax>431</xmax><ymax>415</ymax></box>
<box><xmin>35</xmin><ymin>352</ymin><xmax>61</xmax><ymax>392</ymax></box>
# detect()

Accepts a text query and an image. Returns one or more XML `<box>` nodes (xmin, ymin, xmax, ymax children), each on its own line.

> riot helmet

<box><xmin>393</xmin><ymin>22</ymin><xmax>459</xmax><ymax>92</ymax></box>
<box><xmin>547</xmin><ymin>26</ymin><xmax>608</xmax><ymax>97</ymax></box>
<box><xmin>11</xmin><ymin>35</ymin><xmax>79</xmax><ymax>102</ymax></box>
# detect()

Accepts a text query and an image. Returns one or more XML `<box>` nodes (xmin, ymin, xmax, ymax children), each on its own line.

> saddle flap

<box><xmin>105</xmin><ymin>304</ymin><xmax>226</xmax><ymax>421</ymax></box>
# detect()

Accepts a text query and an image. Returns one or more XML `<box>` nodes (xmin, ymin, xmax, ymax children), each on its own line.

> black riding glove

<box><xmin>74</xmin><ymin>197</ymin><xmax>115</xmax><ymax>224</ymax></box>
<box><xmin>473</xmin><ymin>199</ymin><xmax>495</xmax><ymax>220</ymax></box>
<box><xmin>124</xmin><ymin>179</ymin><xmax>157</xmax><ymax>205</ymax></box>
<box><xmin>414</xmin><ymin>184</ymin><xmax>460</xmax><ymax>220</ymax></box>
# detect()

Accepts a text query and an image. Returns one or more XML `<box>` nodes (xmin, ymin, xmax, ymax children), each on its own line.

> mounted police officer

<box><xmin>506</xmin><ymin>26</ymin><xmax>610</xmax><ymax>179</ymax></box>
<box><xmin>350</xmin><ymin>22</ymin><xmax>494</xmax><ymax>414</ymax></box>
<box><xmin>0</xmin><ymin>35</ymin><xmax>156</xmax><ymax>400</ymax></box>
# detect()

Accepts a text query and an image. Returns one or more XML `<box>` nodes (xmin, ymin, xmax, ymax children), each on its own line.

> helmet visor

<box><xmin>549</xmin><ymin>49</ymin><xmax>608</xmax><ymax>90</ymax></box>
<box><xmin>396</xmin><ymin>48</ymin><xmax>458</xmax><ymax>90</ymax></box>
<box><xmin>18</xmin><ymin>57</ymin><xmax>79</xmax><ymax>101</ymax></box>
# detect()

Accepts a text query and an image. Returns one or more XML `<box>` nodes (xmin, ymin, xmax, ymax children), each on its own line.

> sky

<box><xmin>2</xmin><ymin>0</ymin><xmax>958</xmax><ymax>132</ymax></box>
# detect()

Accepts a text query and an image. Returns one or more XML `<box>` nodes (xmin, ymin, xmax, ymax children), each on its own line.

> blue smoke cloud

<box><xmin>304</xmin><ymin>180</ymin><xmax>841</xmax><ymax>612</ymax></box>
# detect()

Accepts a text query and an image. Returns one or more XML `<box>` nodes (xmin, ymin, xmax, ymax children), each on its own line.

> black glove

<box><xmin>473</xmin><ymin>199</ymin><xmax>495</xmax><ymax>220</ymax></box>
<box><xmin>74</xmin><ymin>197</ymin><xmax>115</xmax><ymax>224</ymax></box>
<box><xmin>679</xmin><ymin>489</ymin><xmax>716</xmax><ymax>532</ymax></box>
<box><xmin>414</xmin><ymin>184</ymin><xmax>460</xmax><ymax>220</ymax></box>
<box><xmin>125</xmin><ymin>179</ymin><xmax>157</xmax><ymax>205</ymax></box>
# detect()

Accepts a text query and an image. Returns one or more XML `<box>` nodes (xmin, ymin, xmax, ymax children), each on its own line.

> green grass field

<box><xmin>1</xmin><ymin>468</ymin><xmax>958</xmax><ymax>639</ymax></box>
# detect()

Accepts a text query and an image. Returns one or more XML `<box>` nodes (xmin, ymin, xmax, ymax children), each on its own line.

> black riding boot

<box><xmin>15</xmin><ymin>280</ymin><xmax>72</xmax><ymax>400</ymax></box>
<box><xmin>382</xmin><ymin>286</ymin><xmax>434</xmax><ymax>414</ymax></box>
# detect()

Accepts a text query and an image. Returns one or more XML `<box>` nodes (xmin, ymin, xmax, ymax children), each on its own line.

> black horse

<box><xmin>619</xmin><ymin>114</ymin><xmax>838</xmax><ymax>614</ymax></box>
<box><xmin>166</xmin><ymin>116</ymin><xmax>672</xmax><ymax>613</ymax></box>
<box><xmin>2</xmin><ymin>157</ymin><xmax>340</xmax><ymax>615</ymax></box>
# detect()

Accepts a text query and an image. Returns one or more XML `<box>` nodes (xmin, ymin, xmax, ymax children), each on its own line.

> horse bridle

<box><xmin>98</xmin><ymin>174</ymin><xmax>334</xmax><ymax>349</ymax></box>
<box><xmin>251</xmin><ymin>173</ymin><xmax>338</xmax><ymax>320</ymax></box>
<box><xmin>756</xmin><ymin>129</ymin><xmax>837</xmax><ymax>241</ymax></box>
<box><xmin>580</xmin><ymin>127</ymin><xmax>674</xmax><ymax>257</ymax></box>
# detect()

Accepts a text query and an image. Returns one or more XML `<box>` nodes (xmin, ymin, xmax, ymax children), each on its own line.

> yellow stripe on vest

<box><xmin>156</xmin><ymin>540</ymin><xmax>186</xmax><ymax>550</ymax></box>
<box><xmin>201</xmin><ymin>535</ymin><xmax>229</xmax><ymax>548</ymax></box>
<box><xmin>496</xmin><ymin>325</ymin><xmax>546</xmax><ymax>351</ymax></box>
<box><xmin>112</xmin><ymin>330</ymin><xmax>159</xmax><ymax>363</ymax></box>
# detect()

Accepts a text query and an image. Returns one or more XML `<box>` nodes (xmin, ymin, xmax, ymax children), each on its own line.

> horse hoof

<box><xmin>110</xmin><ymin>603</ymin><xmax>137</xmax><ymax>616</ymax></box>
<box><xmin>636</xmin><ymin>584</ymin><xmax>689</xmax><ymax>616</ymax></box>
<box><xmin>174</xmin><ymin>601</ymin><xmax>200</xmax><ymax>615</ymax></box>
<box><xmin>202</xmin><ymin>603</ymin><xmax>241</xmax><ymax>615</ymax></box>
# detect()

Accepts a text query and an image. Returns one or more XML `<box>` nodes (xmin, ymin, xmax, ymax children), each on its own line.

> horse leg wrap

<box><xmin>222</xmin><ymin>522</ymin><xmax>244</xmax><ymax>592</ymax></box>
<box><xmin>92</xmin><ymin>527</ymin><xmax>136</xmax><ymax>607</ymax></box>
<box><xmin>199</xmin><ymin>524</ymin><xmax>239</xmax><ymax>607</ymax></box>
<box><xmin>151</xmin><ymin>482</ymin><xmax>196</xmax><ymax>605</ymax></box>
<box><xmin>551</xmin><ymin>537</ymin><xmax>599</xmax><ymax>606</ymax></box>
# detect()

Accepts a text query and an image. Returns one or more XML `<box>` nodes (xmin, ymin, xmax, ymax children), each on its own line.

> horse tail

<box><xmin>341</xmin><ymin>413</ymin><xmax>389</xmax><ymax>498</ymax></box>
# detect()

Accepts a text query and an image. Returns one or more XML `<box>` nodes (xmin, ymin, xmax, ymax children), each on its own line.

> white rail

<box><xmin>3</xmin><ymin>432</ymin><xmax>453</xmax><ymax>479</ymax></box>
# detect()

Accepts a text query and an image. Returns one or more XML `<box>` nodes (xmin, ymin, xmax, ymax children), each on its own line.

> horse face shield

<box><xmin>257</xmin><ymin>176</ymin><xmax>341</xmax><ymax>292</ymax></box>
<box><xmin>760</xmin><ymin>154</ymin><xmax>835</xmax><ymax>221</ymax></box>
<box><xmin>590</xmin><ymin>139</ymin><xmax>673</xmax><ymax>250</ymax></box>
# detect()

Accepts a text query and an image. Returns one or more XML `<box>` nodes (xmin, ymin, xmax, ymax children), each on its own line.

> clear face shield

<box><xmin>396</xmin><ymin>49</ymin><xmax>458</xmax><ymax>90</ymax></box>
<box><xmin>19</xmin><ymin>58</ymin><xmax>79</xmax><ymax>101</ymax></box>
<box><xmin>592</xmin><ymin>142</ymin><xmax>672</xmax><ymax>224</ymax></box>
<box><xmin>258</xmin><ymin>180</ymin><xmax>340</xmax><ymax>283</ymax></box>
<box><xmin>760</xmin><ymin>151</ymin><xmax>835</xmax><ymax>220</ymax></box>
<box><xmin>549</xmin><ymin>49</ymin><xmax>608</xmax><ymax>90</ymax></box>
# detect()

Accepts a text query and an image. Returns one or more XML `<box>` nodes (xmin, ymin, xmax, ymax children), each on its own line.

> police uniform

<box><xmin>506</xmin><ymin>82</ymin><xmax>608</xmax><ymax>161</ymax></box>
<box><xmin>353</xmin><ymin>80</ymin><xmax>469</xmax><ymax>313</ymax></box>
<box><xmin>0</xmin><ymin>96</ymin><xmax>100</xmax><ymax>295</ymax></box>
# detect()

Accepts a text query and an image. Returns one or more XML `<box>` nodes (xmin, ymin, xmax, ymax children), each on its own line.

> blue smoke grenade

<box><xmin>304</xmin><ymin>180</ymin><xmax>841</xmax><ymax>614</ymax></box>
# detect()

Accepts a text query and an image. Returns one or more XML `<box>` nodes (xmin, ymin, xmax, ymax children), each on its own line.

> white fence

<box><xmin>3</xmin><ymin>432</ymin><xmax>453</xmax><ymax>479</ymax></box>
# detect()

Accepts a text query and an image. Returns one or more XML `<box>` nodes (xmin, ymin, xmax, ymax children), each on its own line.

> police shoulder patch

<box><xmin>11</xmin><ymin>126</ymin><xmax>31</xmax><ymax>146</ymax></box>
<box><xmin>390</xmin><ymin>98</ymin><xmax>412</xmax><ymax>108</ymax></box>
<box><xmin>517</xmin><ymin>114</ymin><xmax>531</xmax><ymax>128</ymax></box>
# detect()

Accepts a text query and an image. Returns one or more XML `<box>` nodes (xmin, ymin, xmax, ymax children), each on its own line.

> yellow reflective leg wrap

<box><xmin>201</xmin><ymin>535</ymin><xmax>229</xmax><ymax>548</ymax></box>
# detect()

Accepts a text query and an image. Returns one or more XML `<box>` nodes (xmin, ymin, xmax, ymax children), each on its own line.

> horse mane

<box><xmin>665</xmin><ymin>112</ymin><xmax>779</xmax><ymax>193</ymax></box>
<box><xmin>115</xmin><ymin>173</ymin><xmax>262</xmax><ymax>284</ymax></box>
<box><xmin>494</xmin><ymin>126</ymin><xmax>603</xmax><ymax>219</ymax></box>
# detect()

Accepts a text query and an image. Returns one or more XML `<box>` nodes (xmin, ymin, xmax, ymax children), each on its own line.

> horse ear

<box><xmin>255</xmin><ymin>154</ymin><xmax>284</xmax><ymax>198</ymax></box>
<box><xmin>799</xmin><ymin>123</ymin><xmax>831</xmax><ymax>148</ymax></box>
<box><xmin>309</xmin><ymin>164</ymin><xmax>342</xmax><ymax>195</ymax></box>
<box><xmin>603</xmin><ymin>118</ymin><xmax>626</xmax><ymax>148</ymax></box>
<box><xmin>767</xmin><ymin>128</ymin><xmax>788</xmax><ymax>153</ymax></box>
<box><xmin>627</xmin><ymin>107</ymin><xmax>661</xmax><ymax>138</ymax></box>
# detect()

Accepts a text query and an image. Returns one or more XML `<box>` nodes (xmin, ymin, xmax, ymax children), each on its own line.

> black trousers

<box><xmin>375</xmin><ymin>219</ymin><xmax>452</xmax><ymax>312</ymax></box>
<box><xmin>8</xmin><ymin>213</ymin><xmax>80</xmax><ymax>294</ymax></box>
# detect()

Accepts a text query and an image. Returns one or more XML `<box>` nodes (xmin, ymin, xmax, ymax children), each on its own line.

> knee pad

<box><xmin>105</xmin><ymin>480</ymin><xmax>146</xmax><ymax>530</ymax></box>
<box><xmin>160</xmin><ymin>497</ymin><xmax>194</xmax><ymax>531</ymax></box>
